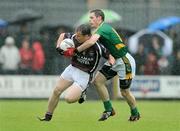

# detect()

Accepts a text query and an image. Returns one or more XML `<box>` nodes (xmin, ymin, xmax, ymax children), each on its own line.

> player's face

<box><xmin>89</xmin><ymin>12</ymin><xmax>101</xmax><ymax>28</ymax></box>
<box><xmin>75</xmin><ymin>31</ymin><xmax>90</xmax><ymax>43</ymax></box>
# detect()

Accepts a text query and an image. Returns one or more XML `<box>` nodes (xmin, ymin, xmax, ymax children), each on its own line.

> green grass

<box><xmin>0</xmin><ymin>100</ymin><xmax>180</xmax><ymax>131</ymax></box>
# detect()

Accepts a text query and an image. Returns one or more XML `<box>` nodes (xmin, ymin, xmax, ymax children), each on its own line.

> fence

<box><xmin>0</xmin><ymin>75</ymin><xmax>180</xmax><ymax>99</ymax></box>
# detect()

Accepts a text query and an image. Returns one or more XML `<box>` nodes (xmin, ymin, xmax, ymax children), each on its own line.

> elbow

<box><xmin>90</xmin><ymin>42</ymin><xmax>95</xmax><ymax>46</ymax></box>
<box><xmin>90</xmin><ymin>39</ymin><xmax>97</xmax><ymax>45</ymax></box>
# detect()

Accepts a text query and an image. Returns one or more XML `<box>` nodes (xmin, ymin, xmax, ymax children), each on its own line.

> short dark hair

<box><xmin>76</xmin><ymin>24</ymin><xmax>91</xmax><ymax>36</ymax></box>
<box><xmin>90</xmin><ymin>9</ymin><xmax>105</xmax><ymax>21</ymax></box>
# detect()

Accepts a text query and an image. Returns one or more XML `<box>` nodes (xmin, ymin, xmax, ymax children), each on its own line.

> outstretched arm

<box><xmin>56</xmin><ymin>33</ymin><xmax>65</xmax><ymax>55</ymax></box>
<box><xmin>77</xmin><ymin>34</ymin><xmax>100</xmax><ymax>52</ymax></box>
<box><xmin>56</xmin><ymin>33</ymin><xmax>65</xmax><ymax>48</ymax></box>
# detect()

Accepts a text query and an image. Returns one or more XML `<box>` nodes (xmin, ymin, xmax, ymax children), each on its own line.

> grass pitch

<box><xmin>0</xmin><ymin>100</ymin><xmax>180</xmax><ymax>131</ymax></box>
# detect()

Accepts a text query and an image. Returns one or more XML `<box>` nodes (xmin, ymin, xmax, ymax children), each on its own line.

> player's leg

<box><xmin>65</xmin><ymin>66</ymin><xmax>90</xmax><ymax>103</ymax></box>
<box><xmin>78</xmin><ymin>88</ymin><xmax>87</xmax><ymax>104</ymax></box>
<box><xmin>78</xmin><ymin>74</ymin><xmax>93</xmax><ymax>104</ymax></box>
<box><xmin>93</xmin><ymin>64</ymin><xmax>117</xmax><ymax>121</ymax></box>
<box><xmin>38</xmin><ymin>77</ymin><xmax>73</xmax><ymax>121</ymax></box>
<box><xmin>120</xmin><ymin>80</ymin><xmax>140</xmax><ymax>121</ymax></box>
<box><xmin>94</xmin><ymin>72</ymin><xmax>110</xmax><ymax>101</ymax></box>
<box><xmin>64</xmin><ymin>83</ymin><xmax>83</xmax><ymax>103</ymax></box>
<box><xmin>38</xmin><ymin>65</ymin><xmax>74</xmax><ymax>121</ymax></box>
<box><xmin>47</xmin><ymin>77</ymin><xmax>73</xmax><ymax>113</ymax></box>
<box><xmin>118</xmin><ymin>53</ymin><xmax>140</xmax><ymax>121</ymax></box>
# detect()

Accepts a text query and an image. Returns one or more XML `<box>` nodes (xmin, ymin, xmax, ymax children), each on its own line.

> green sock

<box><xmin>131</xmin><ymin>107</ymin><xmax>139</xmax><ymax>116</ymax></box>
<box><xmin>103</xmin><ymin>101</ymin><xmax>113</xmax><ymax>111</ymax></box>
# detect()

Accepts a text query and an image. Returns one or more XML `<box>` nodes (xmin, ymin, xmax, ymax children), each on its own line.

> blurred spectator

<box><xmin>40</xmin><ymin>28</ymin><xmax>56</xmax><ymax>74</ymax></box>
<box><xmin>168</xmin><ymin>29</ymin><xmax>180</xmax><ymax>54</ymax></box>
<box><xmin>0</xmin><ymin>20</ymin><xmax>8</xmax><ymax>48</ymax></box>
<box><xmin>31</xmin><ymin>41</ymin><xmax>45</xmax><ymax>74</ymax></box>
<box><xmin>133</xmin><ymin>43</ymin><xmax>146</xmax><ymax>75</ymax></box>
<box><xmin>15</xmin><ymin>23</ymin><xmax>31</xmax><ymax>48</ymax></box>
<box><xmin>157</xmin><ymin>56</ymin><xmax>170</xmax><ymax>75</ymax></box>
<box><xmin>0</xmin><ymin>36</ymin><xmax>20</xmax><ymax>74</ymax></box>
<box><xmin>171</xmin><ymin>50</ymin><xmax>180</xmax><ymax>75</ymax></box>
<box><xmin>150</xmin><ymin>36</ymin><xmax>163</xmax><ymax>59</ymax></box>
<box><xmin>144</xmin><ymin>52</ymin><xmax>159</xmax><ymax>75</ymax></box>
<box><xmin>19</xmin><ymin>39</ymin><xmax>33</xmax><ymax>74</ymax></box>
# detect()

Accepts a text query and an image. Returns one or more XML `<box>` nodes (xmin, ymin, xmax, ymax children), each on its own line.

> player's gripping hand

<box><xmin>63</xmin><ymin>47</ymin><xmax>77</xmax><ymax>57</ymax></box>
<box><xmin>56</xmin><ymin>47</ymin><xmax>64</xmax><ymax>55</ymax></box>
<box><xmin>108</xmin><ymin>54</ymin><xmax>115</xmax><ymax>66</ymax></box>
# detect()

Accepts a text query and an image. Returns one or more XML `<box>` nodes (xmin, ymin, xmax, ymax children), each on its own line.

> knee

<box><xmin>64</xmin><ymin>96</ymin><xmax>76</xmax><ymax>104</ymax></box>
<box><xmin>53</xmin><ymin>86</ymin><xmax>62</xmax><ymax>97</ymax></box>
<box><xmin>93</xmin><ymin>78</ymin><xmax>102</xmax><ymax>87</ymax></box>
<box><xmin>121</xmin><ymin>89</ymin><xmax>130</xmax><ymax>97</ymax></box>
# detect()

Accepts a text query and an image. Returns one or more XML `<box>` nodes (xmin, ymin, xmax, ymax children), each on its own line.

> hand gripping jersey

<box><xmin>94</xmin><ymin>22</ymin><xmax>128</xmax><ymax>59</ymax></box>
<box><xmin>64</xmin><ymin>33</ymin><xmax>109</xmax><ymax>73</ymax></box>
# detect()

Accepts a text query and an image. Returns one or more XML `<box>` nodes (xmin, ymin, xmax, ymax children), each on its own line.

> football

<box><xmin>60</xmin><ymin>38</ymin><xmax>75</xmax><ymax>51</ymax></box>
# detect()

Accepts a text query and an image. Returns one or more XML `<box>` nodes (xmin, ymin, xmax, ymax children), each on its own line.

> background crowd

<box><xmin>131</xmin><ymin>29</ymin><xmax>180</xmax><ymax>75</ymax></box>
<box><xmin>0</xmin><ymin>23</ymin><xmax>72</xmax><ymax>75</ymax></box>
<box><xmin>0</xmin><ymin>22</ymin><xmax>180</xmax><ymax>76</ymax></box>
<box><xmin>0</xmin><ymin>0</ymin><xmax>180</xmax><ymax>76</ymax></box>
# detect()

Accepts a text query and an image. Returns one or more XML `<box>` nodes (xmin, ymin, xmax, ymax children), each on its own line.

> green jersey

<box><xmin>94</xmin><ymin>22</ymin><xmax>128</xmax><ymax>58</ymax></box>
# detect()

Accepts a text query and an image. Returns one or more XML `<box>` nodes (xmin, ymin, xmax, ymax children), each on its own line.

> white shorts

<box><xmin>104</xmin><ymin>53</ymin><xmax>136</xmax><ymax>79</ymax></box>
<box><xmin>61</xmin><ymin>65</ymin><xmax>90</xmax><ymax>91</ymax></box>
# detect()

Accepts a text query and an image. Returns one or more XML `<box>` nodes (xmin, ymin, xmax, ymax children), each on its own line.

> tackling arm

<box><xmin>108</xmin><ymin>54</ymin><xmax>115</xmax><ymax>65</ymax></box>
<box><xmin>77</xmin><ymin>34</ymin><xmax>100</xmax><ymax>52</ymax></box>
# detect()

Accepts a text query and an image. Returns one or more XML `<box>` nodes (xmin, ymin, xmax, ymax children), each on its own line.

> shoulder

<box><xmin>0</xmin><ymin>46</ymin><xmax>6</xmax><ymax>51</ymax></box>
<box><xmin>96</xmin><ymin>23</ymin><xmax>112</xmax><ymax>34</ymax></box>
<box><xmin>100</xmin><ymin>23</ymin><xmax>112</xmax><ymax>30</ymax></box>
<box><xmin>103</xmin><ymin>23</ymin><xmax>112</xmax><ymax>27</ymax></box>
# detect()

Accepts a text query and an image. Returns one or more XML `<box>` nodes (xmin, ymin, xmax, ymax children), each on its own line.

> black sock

<box><xmin>45</xmin><ymin>112</ymin><xmax>52</xmax><ymax>121</ymax></box>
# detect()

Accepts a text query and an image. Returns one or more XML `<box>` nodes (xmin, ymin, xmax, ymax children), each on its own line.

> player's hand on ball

<box><xmin>63</xmin><ymin>47</ymin><xmax>77</xmax><ymax>57</ymax></box>
<box><xmin>56</xmin><ymin>47</ymin><xmax>64</xmax><ymax>55</ymax></box>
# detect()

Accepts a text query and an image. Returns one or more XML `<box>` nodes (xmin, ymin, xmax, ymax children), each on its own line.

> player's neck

<box><xmin>97</xmin><ymin>22</ymin><xmax>104</xmax><ymax>29</ymax></box>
